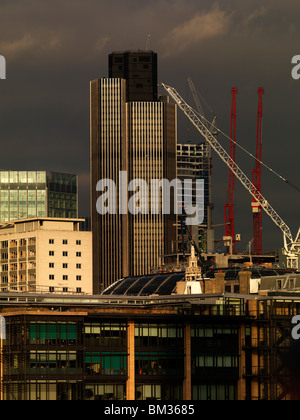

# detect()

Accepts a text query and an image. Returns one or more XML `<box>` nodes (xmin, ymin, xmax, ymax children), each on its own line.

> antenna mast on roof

<box><xmin>146</xmin><ymin>34</ymin><xmax>151</xmax><ymax>51</ymax></box>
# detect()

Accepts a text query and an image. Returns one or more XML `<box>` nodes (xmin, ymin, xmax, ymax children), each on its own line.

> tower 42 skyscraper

<box><xmin>91</xmin><ymin>51</ymin><xmax>177</xmax><ymax>293</ymax></box>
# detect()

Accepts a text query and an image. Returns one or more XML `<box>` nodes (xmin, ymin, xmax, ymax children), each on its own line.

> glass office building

<box><xmin>0</xmin><ymin>171</ymin><xmax>78</xmax><ymax>222</ymax></box>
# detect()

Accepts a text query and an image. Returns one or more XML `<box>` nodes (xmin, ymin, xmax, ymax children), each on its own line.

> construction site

<box><xmin>157</xmin><ymin>79</ymin><xmax>300</xmax><ymax>279</ymax></box>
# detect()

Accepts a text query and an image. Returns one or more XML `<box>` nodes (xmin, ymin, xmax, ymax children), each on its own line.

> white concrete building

<box><xmin>0</xmin><ymin>218</ymin><xmax>92</xmax><ymax>294</ymax></box>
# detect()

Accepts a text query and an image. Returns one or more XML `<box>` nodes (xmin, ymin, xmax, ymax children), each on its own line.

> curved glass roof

<box><xmin>102</xmin><ymin>272</ymin><xmax>185</xmax><ymax>296</ymax></box>
<box><xmin>102</xmin><ymin>267</ymin><xmax>296</xmax><ymax>296</ymax></box>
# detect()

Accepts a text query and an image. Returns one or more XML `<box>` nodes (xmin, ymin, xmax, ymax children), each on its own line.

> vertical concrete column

<box><xmin>239</xmin><ymin>271</ymin><xmax>251</xmax><ymax>294</ymax></box>
<box><xmin>238</xmin><ymin>323</ymin><xmax>246</xmax><ymax>400</ymax></box>
<box><xmin>0</xmin><ymin>338</ymin><xmax>3</xmax><ymax>401</ymax></box>
<box><xmin>251</xmin><ymin>323</ymin><xmax>259</xmax><ymax>400</ymax></box>
<box><xmin>126</xmin><ymin>321</ymin><xmax>135</xmax><ymax>401</ymax></box>
<box><xmin>183</xmin><ymin>322</ymin><xmax>192</xmax><ymax>400</ymax></box>
<box><xmin>214</xmin><ymin>273</ymin><xmax>225</xmax><ymax>294</ymax></box>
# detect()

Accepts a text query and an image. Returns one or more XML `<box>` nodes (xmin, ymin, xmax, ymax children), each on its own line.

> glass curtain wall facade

<box><xmin>47</xmin><ymin>172</ymin><xmax>78</xmax><ymax>219</ymax></box>
<box><xmin>2</xmin><ymin>304</ymin><xmax>243</xmax><ymax>401</ymax></box>
<box><xmin>0</xmin><ymin>171</ymin><xmax>78</xmax><ymax>222</ymax></box>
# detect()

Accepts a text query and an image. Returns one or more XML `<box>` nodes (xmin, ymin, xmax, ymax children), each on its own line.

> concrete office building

<box><xmin>177</xmin><ymin>143</ymin><xmax>214</xmax><ymax>254</ymax></box>
<box><xmin>0</xmin><ymin>218</ymin><xmax>92</xmax><ymax>294</ymax></box>
<box><xmin>0</xmin><ymin>171</ymin><xmax>78</xmax><ymax>222</ymax></box>
<box><xmin>90</xmin><ymin>51</ymin><xmax>177</xmax><ymax>293</ymax></box>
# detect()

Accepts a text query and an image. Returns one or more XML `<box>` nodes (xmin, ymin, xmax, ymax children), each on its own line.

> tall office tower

<box><xmin>91</xmin><ymin>51</ymin><xmax>176</xmax><ymax>294</ymax></box>
<box><xmin>109</xmin><ymin>51</ymin><xmax>158</xmax><ymax>102</ymax></box>
<box><xmin>0</xmin><ymin>171</ymin><xmax>78</xmax><ymax>222</ymax></box>
<box><xmin>177</xmin><ymin>143</ymin><xmax>214</xmax><ymax>255</ymax></box>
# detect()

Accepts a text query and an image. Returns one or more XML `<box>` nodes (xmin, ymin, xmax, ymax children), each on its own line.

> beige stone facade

<box><xmin>0</xmin><ymin>218</ymin><xmax>92</xmax><ymax>294</ymax></box>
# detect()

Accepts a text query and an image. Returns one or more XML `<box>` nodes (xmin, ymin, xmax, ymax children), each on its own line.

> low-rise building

<box><xmin>0</xmin><ymin>291</ymin><xmax>299</xmax><ymax>400</ymax></box>
<box><xmin>0</xmin><ymin>218</ymin><xmax>92</xmax><ymax>294</ymax></box>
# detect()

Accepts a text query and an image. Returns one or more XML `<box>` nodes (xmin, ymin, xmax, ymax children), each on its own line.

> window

<box><xmin>76</xmin><ymin>264</ymin><xmax>82</xmax><ymax>269</ymax></box>
<box><xmin>49</xmin><ymin>239</ymin><xmax>54</xmax><ymax>244</ymax></box>
<box><xmin>49</xmin><ymin>287</ymin><xmax>54</xmax><ymax>293</ymax></box>
<box><xmin>76</xmin><ymin>288</ymin><xmax>82</xmax><ymax>294</ymax></box>
<box><xmin>139</xmin><ymin>56</ymin><xmax>150</xmax><ymax>62</ymax></box>
<box><xmin>76</xmin><ymin>240</ymin><xmax>81</xmax><ymax>245</ymax></box>
<box><xmin>289</xmin><ymin>278</ymin><xmax>296</xmax><ymax>289</ymax></box>
<box><xmin>49</xmin><ymin>263</ymin><xmax>54</xmax><ymax>268</ymax></box>
<box><xmin>76</xmin><ymin>276</ymin><xmax>82</xmax><ymax>281</ymax></box>
<box><xmin>63</xmin><ymin>263</ymin><xmax>68</xmax><ymax>269</ymax></box>
<box><xmin>76</xmin><ymin>252</ymin><xmax>81</xmax><ymax>257</ymax></box>
<box><xmin>49</xmin><ymin>251</ymin><xmax>54</xmax><ymax>256</ymax></box>
<box><xmin>85</xmin><ymin>352</ymin><xmax>127</xmax><ymax>376</ymax></box>
<box><xmin>63</xmin><ymin>287</ymin><xmax>68</xmax><ymax>293</ymax></box>
<box><xmin>63</xmin><ymin>240</ymin><xmax>68</xmax><ymax>245</ymax></box>
<box><xmin>63</xmin><ymin>251</ymin><xmax>68</xmax><ymax>257</ymax></box>
<box><xmin>49</xmin><ymin>275</ymin><xmax>55</xmax><ymax>280</ymax></box>
<box><xmin>63</xmin><ymin>275</ymin><xmax>68</xmax><ymax>281</ymax></box>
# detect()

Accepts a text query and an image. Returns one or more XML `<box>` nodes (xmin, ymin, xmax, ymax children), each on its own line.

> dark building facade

<box><xmin>109</xmin><ymin>51</ymin><xmax>158</xmax><ymax>102</ymax></box>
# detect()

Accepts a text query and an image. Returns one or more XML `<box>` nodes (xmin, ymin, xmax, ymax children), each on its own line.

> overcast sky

<box><xmin>0</xmin><ymin>0</ymin><xmax>300</xmax><ymax>252</ymax></box>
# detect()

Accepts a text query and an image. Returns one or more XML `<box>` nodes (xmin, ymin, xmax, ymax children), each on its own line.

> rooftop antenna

<box><xmin>146</xmin><ymin>34</ymin><xmax>151</xmax><ymax>51</ymax></box>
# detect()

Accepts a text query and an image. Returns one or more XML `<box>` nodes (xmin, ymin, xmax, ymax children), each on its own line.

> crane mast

<box><xmin>252</xmin><ymin>88</ymin><xmax>264</xmax><ymax>255</ymax></box>
<box><xmin>224</xmin><ymin>88</ymin><xmax>238</xmax><ymax>254</ymax></box>
<box><xmin>161</xmin><ymin>83</ymin><xmax>299</xmax><ymax>263</ymax></box>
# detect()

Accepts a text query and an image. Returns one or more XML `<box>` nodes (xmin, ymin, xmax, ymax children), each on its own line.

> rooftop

<box><xmin>0</xmin><ymin>217</ymin><xmax>86</xmax><ymax>234</ymax></box>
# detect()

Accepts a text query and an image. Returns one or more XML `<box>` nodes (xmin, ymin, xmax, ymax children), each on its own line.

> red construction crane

<box><xmin>224</xmin><ymin>88</ymin><xmax>238</xmax><ymax>254</ymax></box>
<box><xmin>252</xmin><ymin>88</ymin><xmax>264</xmax><ymax>255</ymax></box>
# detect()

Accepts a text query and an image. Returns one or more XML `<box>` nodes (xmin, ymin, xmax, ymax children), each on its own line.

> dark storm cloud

<box><xmin>0</xmin><ymin>0</ymin><xmax>300</xmax><ymax>249</ymax></box>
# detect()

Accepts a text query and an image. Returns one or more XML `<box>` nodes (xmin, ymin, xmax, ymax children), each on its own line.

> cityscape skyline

<box><xmin>0</xmin><ymin>0</ymin><xmax>300</xmax><ymax>252</ymax></box>
<box><xmin>1</xmin><ymin>0</ymin><xmax>300</xmax><ymax>402</ymax></box>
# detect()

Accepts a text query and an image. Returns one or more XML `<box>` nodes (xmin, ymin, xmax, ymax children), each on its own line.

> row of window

<box><xmin>49</xmin><ymin>251</ymin><xmax>82</xmax><ymax>257</ymax></box>
<box><xmin>49</xmin><ymin>239</ymin><xmax>81</xmax><ymax>245</ymax></box>
<box><xmin>49</xmin><ymin>275</ymin><xmax>82</xmax><ymax>281</ymax></box>
<box><xmin>49</xmin><ymin>263</ymin><xmax>82</xmax><ymax>269</ymax></box>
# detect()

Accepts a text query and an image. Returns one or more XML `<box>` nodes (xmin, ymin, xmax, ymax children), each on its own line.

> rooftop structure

<box><xmin>109</xmin><ymin>50</ymin><xmax>158</xmax><ymax>102</ymax></box>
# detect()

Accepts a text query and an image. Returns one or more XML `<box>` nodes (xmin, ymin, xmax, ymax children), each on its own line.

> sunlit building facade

<box><xmin>90</xmin><ymin>52</ymin><xmax>177</xmax><ymax>293</ymax></box>
<box><xmin>0</xmin><ymin>171</ymin><xmax>78</xmax><ymax>222</ymax></box>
